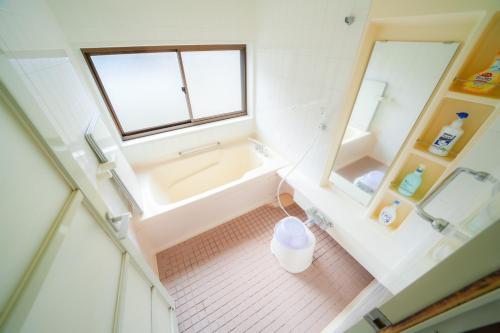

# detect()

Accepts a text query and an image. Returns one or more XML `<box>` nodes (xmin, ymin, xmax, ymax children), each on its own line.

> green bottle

<box><xmin>398</xmin><ymin>164</ymin><xmax>425</xmax><ymax>197</ymax></box>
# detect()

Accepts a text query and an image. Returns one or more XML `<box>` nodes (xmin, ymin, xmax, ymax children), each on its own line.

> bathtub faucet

<box><xmin>248</xmin><ymin>138</ymin><xmax>268</xmax><ymax>156</ymax></box>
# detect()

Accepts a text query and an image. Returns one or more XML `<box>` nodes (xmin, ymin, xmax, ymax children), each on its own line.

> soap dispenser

<box><xmin>428</xmin><ymin>112</ymin><xmax>469</xmax><ymax>157</ymax></box>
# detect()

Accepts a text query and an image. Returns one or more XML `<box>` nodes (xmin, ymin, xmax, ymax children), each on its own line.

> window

<box><xmin>83</xmin><ymin>45</ymin><xmax>247</xmax><ymax>140</ymax></box>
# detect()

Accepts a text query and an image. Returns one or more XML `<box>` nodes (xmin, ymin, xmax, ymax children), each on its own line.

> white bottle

<box><xmin>379</xmin><ymin>200</ymin><xmax>400</xmax><ymax>225</ymax></box>
<box><xmin>428</xmin><ymin>112</ymin><xmax>469</xmax><ymax>157</ymax></box>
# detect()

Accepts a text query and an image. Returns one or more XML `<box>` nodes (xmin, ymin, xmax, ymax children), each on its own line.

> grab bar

<box><xmin>85</xmin><ymin>116</ymin><xmax>143</xmax><ymax>214</ymax></box>
<box><xmin>416</xmin><ymin>167</ymin><xmax>496</xmax><ymax>233</ymax></box>
<box><xmin>178</xmin><ymin>141</ymin><xmax>220</xmax><ymax>156</ymax></box>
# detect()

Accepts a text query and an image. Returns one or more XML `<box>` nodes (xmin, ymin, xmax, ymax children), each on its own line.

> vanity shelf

<box><xmin>387</xmin><ymin>187</ymin><xmax>417</xmax><ymax>206</ymax></box>
<box><xmin>449</xmin><ymin>12</ymin><xmax>500</xmax><ymax>99</ymax></box>
<box><xmin>415</xmin><ymin>97</ymin><xmax>495</xmax><ymax>160</ymax></box>
<box><xmin>445</xmin><ymin>91</ymin><xmax>498</xmax><ymax>107</ymax></box>
<box><xmin>371</xmin><ymin>191</ymin><xmax>413</xmax><ymax>230</ymax></box>
<box><xmin>412</xmin><ymin>143</ymin><xmax>453</xmax><ymax>167</ymax></box>
<box><xmin>389</xmin><ymin>153</ymin><xmax>446</xmax><ymax>203</ymax></box>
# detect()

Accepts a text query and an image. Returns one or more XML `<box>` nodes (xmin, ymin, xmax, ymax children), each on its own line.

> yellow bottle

<box><xmin>462</xmin><ymin>52</ymin><xmax>500</xmax><ymax>94</ymax></box>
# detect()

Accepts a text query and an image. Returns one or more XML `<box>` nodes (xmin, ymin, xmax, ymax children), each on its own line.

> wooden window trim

<box><xmin>82</xmin><ymin>44</ymin><xmax>247</xmax><ymax>141</ymax></box>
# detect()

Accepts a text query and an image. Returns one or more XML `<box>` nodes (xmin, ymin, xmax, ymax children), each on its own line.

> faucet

<box><xmin>248</xmin><ymin>138</ymin><xmax>267</xmax><ymax>156</ymax></box>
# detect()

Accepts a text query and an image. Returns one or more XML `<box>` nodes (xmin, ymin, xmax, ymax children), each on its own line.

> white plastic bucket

<box><xmin>271</xmin><ymin>216</ymin><xmax>316</xmax><ymax>273</ymax></box>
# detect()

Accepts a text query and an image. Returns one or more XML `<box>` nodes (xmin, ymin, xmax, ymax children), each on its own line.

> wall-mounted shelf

<box><xmin>445</xmin><ymin>91</ymin><xmax>498</xmax><ymax>107</ymax></box>
<box><xmin>389</xmin><ymin>153</ymin><xmax>446</xmax><ymax>203</ymax></box>
<box><xmin>387</xmin><ymin>187</ymin><xmax>416</xmax><ymax>206</ymax></box>
<box><xmin>371</xmin><ymin>191</ymin><xmax>413</xmax><ymax>230</ymax></box>
<box><xmin>415</xmin><ymin>98</ymin><xmax>495</xmax><ymax>160</ymax></box>
<box><xmin>412</xmin><ymin>143</ymin><xmax>453</xmax><ymax>167</ymax></box>
<box><xmin>449</xmin><ymin>12</ymin><xmax>500</xmax><ymax>100</ymax></box>
<box><xmin>365</xmin><ymin>11</ymin><xmax>500</xmax><ymax>233</ymax></box>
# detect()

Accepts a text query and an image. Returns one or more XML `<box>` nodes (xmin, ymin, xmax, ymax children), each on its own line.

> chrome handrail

<box><xmin>85</xmin><ymin>116</ymin><xmax>143</xmax><ymax>214</ymax></box>
<box><xmin>178</xmin><ymin>141</ymin><xmax>221</xmax><ymax>156</ymax></box>
<box><xmin>416</xmin><ymin>167</ymin><xmax>495</xmax><ymax>232</ymax></box>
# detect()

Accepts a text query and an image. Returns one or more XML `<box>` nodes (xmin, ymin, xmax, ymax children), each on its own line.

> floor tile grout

<box><xmin>157</xmin><ymin>203</ymin><xmax>373</xmax><ymax>333</ymax></box>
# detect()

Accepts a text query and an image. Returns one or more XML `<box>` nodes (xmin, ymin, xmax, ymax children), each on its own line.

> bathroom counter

<box><xmin>278</xmin><ymin>168</ymin><xmax>438</xmax><ymax>294</ymax></box>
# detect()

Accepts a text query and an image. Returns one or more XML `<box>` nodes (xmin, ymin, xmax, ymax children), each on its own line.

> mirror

<box><xmin>330</xmin><ymin>41</ymin><xmax>459</xmax><ymax>205</ymax></box>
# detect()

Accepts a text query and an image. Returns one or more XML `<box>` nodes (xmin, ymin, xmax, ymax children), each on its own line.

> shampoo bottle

<box><xmin>398</xmin><ymin>164</ymin><xmax>425</xmax><ymax>197</ymax></box>
<box><xmin>379</xmin><ymin>200</ymin><xmax>400</xmax><ymax>225</ymax></box>
<box><xmin>428</xmin><ymin>112</ymin><xmax>469</xmax><ymax>157</ymax></box>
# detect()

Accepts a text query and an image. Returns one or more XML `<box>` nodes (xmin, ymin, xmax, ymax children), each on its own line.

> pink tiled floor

<box><xmin>157</xmin><ymin>203</ymin><xmax>373</xmax><ymax>333</ymax></box>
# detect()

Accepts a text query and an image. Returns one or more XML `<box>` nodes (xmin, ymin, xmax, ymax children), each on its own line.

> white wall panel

<box><xmin>0</xmin><ymin>98</ymin><xmax>70</xmax><ymax>312</ymax></box>
<box><xmin>18</xmin><ymin>205</ymin><xmax>122</xmax><ymax>333</ymax></box>
<box><xmin>46</xmin><ymin>0</ymin><xmax>257</xmax><ymax>167</ymax></box>
<box><xmin>152</xmin><ymin>288</ymin><xmax>173</xmax><ymax>333</ymax></box>
<box><xmin>121</xmin><ymin>260</ymin><xmax>152</xmax><ymax>333</ymax></box>
<box><xmin>47</xmin><ymin>0</ymin><xmax>256</xmax><ymax>44</ymax></box>
<box><xmin>0</xmin><ymin>0</ymin><xmax>133</xmax><ymax>216</ymax></box>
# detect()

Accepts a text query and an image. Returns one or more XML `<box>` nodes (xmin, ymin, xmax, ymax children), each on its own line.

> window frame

<box><xmin>82</xmin><ymin>44</ymin><xmax>247</xmax><ymax>141</ymax></box>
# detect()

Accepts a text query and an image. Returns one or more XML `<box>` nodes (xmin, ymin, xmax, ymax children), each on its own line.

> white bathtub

<box><xmin>132</xmin><ymin>139</ymin><xmax>285</xmax><ymax>267</ymax></box>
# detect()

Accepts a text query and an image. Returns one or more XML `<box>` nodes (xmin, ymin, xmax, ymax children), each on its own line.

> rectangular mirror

<box><xmin>330</xmin><ymin>41</ymin><xmax>459</xmax><ymax>206</ymax></box>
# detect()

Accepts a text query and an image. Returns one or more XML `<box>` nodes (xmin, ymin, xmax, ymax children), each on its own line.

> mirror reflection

<box><xmin>330</xmin><ymin>41</ymin><xmax>459</xmax><ymax>205</ymax></box>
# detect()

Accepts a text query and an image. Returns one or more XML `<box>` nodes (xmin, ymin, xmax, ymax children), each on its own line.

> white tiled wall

<box><xmin>254</xmin><ymin>0</ymin><xmax>372</xmax><ymax>183</ymax></box>
<box><xmin>46</xmin><ymin>0</ymin><xmax>258</xmax><ymax>164</ymax></box>
<box><xmin>47</xmin><ymin>0</ymin><xmax>256</xmax><ymax>45</ymax></box>
<box><xmin>11</xmin><ymin>0</ymin><xmax>373</xmax><ymax>178</ymax></box>
<box><xmin>0</xmin><ymin>0</ymin><xmax>129</xmax><ymax>214</ymax></box>
<box><xmin>1</xmin><ymin>0</ymin><xmax>260</xmax><ymax>211</ymax></box>
<box><xmin>122</xmin><ymin>117</ymin><xmax>254</xmax><ymax>166</ymax></box>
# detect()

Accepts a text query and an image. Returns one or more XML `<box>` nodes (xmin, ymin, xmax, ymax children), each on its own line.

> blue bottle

<box><xmin>398</xmin><ymin>164</ymin><xmax>425</xmax><ymax>197</ymax></box>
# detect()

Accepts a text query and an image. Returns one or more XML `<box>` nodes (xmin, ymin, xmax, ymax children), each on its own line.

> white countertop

<box><xmin>278</xmin><ymin>168</ymin><xmax>438</xmax><ymax>294</ymax></box>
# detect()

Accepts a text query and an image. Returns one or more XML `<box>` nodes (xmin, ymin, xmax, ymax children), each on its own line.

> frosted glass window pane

<box><xmin>91</xmin><ymin>52</ymin><xmax>189</xmax><ymax>132</ymax></box>
<box><xmin>182</xmin><ymin>50</ymin><xmax>243</xmax><ymax>119</ymax></box>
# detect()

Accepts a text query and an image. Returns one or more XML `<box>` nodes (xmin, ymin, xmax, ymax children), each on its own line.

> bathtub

<box><xmin>132</xmin><ymin>139</ymin><xmax>285</xmax><ymax>267</ymax></box>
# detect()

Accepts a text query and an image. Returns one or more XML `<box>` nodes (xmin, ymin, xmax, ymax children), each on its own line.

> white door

<box><xmin>0</xmin><ymin>83</ymin><xmax>177</xmax><ymax>332</ymax></box>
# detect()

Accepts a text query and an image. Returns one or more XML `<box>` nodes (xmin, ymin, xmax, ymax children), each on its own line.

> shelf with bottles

<box><xmin>414</xmin><ymin>97</ymin><xmax>495</xmax><ymax>160</ymax></box>
<box><xmin>370</xmin><ymin>191</ymin><xmax>413</xmax><ymax>230</ymax></box>
<box><xmin>389</xmin><ymin>153</ymin><xmax>446</xmax><ymax>203</ymax></box>
<box><xmin>449</xmin><ymin>12</ymin><xmax>500</xmax><ymax>99</ymax></box>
